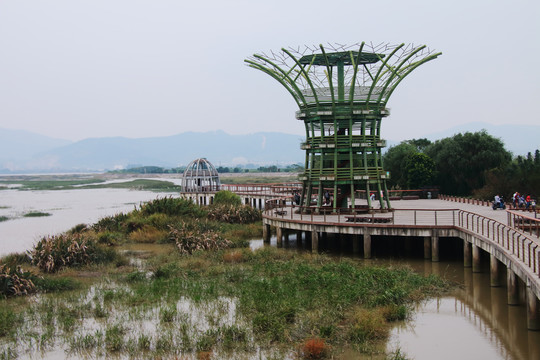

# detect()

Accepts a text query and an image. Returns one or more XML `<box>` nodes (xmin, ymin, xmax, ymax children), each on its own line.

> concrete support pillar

<box><xmin>472</xmin><ymin>244</ymin><xmax>481</xmax><ymax>273</ymax></box>
<box><xmin>276</xmin><ymin>227</ymin><xmax>283</xmax><ymax>248</ymax></box>
<box><xmin>507</xmin><ymin>269</ymin><xmax>519</xmax><ymax>305</ymax></box>
<box><xmin>311</xmin><ymin>231</ymin><xmax>319</xmax><ymax>254</ymax></box>
<box><xmin>352</xmin><ymin>235</ymin><xmax>360</xmax><ymax>255</ymax></box>
<box><xmin>527</xmin><ymin>288</ymin><xmax>540</xmax><ymax>330</ymax></box>
<box><xmin>424</xmin><ymin>237</ymin><xmax>431</xmax><ymax>260</ymax></box>
<box><xmin>363</xmin><ymin>228</ymin><xmax>372</xmax><ymax>259</ymax></box>
<box><xmin>463</xmin><ymin>240</ymin><xmax>472</xmax><ymax>268</ymax></box>
<box><xmin>284</xmin><ymin>230</ymin><xmax>289</xmax><ymax>242</ymax></box>
<box><xmin>263</xmin><ymin>224</ymin><xmax>271</xmax><ymax>244</ymax></box>
<box><xmin>296</xmin><ymin>231</ymin><xmax>303</xmax><ymax>247</ymax></box>
<box><xmin>431</xmin><ymin>231</ymin><xmax>439</xmax><ymax>262</ymax></box>
<box><xmin>490</xmin><ymin>254</ymin><xmax>501</xmax><ymax>287</ymax></box>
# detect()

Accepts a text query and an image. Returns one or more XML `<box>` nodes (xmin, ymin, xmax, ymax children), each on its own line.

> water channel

<box><xmin>1</xmin><ymin>185</ymin><xmax>539</xmax><ymax>359</ymax></box>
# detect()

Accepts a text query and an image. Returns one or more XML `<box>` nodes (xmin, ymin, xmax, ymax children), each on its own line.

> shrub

<box><xmin>93</xmin><ymin>213</ymin><xmax>129</xmax><ymax>232</ymax></box>
<box><xmin>30</xmin><ymin>233</ymin><xmax>114</xmax><ymax>273</ymax></box>
<box><xmin>168</xmin><ymin>221</ymin><xmax>232</xmax><ymax>255</ymax></box>
<box><xmin>213</xmin><ymin>190</ymin><xmax>241</xmax><ymax>206</ymax></box>
<box><xmin>207</xmin><ymin>204</ymin><xmax>261</xmax><ymax>224</ymax></box>
<box><xmin>0</xmin><ymin>264</ymin><xmax>36</xmax><ymax>297</ymax></box>
<box><xmin>139</xmin><ymin>196</ymin><xmax>205</xmax><ymax>217</ymax></box>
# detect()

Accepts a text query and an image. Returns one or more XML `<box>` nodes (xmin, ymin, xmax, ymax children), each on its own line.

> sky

<box><xmin>0</xmin><ymin>0</ymin><xmax>539</xmax><ymax>142</ymax></box>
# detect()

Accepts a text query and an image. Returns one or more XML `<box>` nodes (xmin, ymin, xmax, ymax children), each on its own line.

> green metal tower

<box><xmin>245</xmin><ymin>43</ymin><xmax>441</xmax><ymax>212</ymax></box>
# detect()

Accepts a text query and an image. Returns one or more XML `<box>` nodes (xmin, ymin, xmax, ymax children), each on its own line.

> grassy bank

<box><xmin>0</xmin><ymin>195</ymin><xmax>450</xmax><ymax>359</ymax></box>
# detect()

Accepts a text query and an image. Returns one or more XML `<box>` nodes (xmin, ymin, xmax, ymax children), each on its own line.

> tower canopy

<box><xmin>298</xmin><ymin>51</ymin><xmax>383</xmax><ymax>66</ymax></box>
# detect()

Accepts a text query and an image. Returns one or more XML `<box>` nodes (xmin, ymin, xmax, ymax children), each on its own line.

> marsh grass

<box><xmin>0</xmin><ymin>216</ymin><xmax>8</xmax><ymax>222</ymax></box>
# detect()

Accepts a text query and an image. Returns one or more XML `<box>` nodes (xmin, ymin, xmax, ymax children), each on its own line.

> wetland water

<box><xmin>1</xmin><ymin>185</ymin><xmax>539</xmax><ymax>359</ymax></box>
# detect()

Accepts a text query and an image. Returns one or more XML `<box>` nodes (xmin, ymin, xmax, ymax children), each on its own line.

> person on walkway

<box><xmin>324</xmin><ymin>190</ymin><xmax>330</xmax><ymax>205</ymax></box>
<box><xmin>494</xmin><ymin>194</ymin><xmax>501</xmax><ymax>207</ymax></box>
<box><xmin>512</xmin><ymin>192</ymin><xmax>519</xmax><ymax>208</ymax></box>
<box><xmin>526</xmin><ymin>194</ymin><xmax>532</xmax><ymax>210</ymax></box>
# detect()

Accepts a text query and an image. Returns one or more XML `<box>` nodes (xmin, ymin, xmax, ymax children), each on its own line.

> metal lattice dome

<box><xmin>181</xmin><ymin>158</ymin><xmax>221</xmax><ymax>192</ymax></box>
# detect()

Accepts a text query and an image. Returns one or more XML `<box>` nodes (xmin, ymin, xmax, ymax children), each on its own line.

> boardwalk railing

<box><xmin>264</xmin><ymin>203</ymin><xmax>540</xmax><ymax>278</ymax></box>
<box><xmin>458</xmin><ymin>210</ymin><xmax>540</xmax><ymax>277</ymax></box>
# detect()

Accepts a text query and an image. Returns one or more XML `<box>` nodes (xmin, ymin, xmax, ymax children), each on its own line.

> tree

<box><xmin>405</xmin><ymin>153</ymin><xmax>435</xmax><ymax>189</ymax></box>
<box><xmin>383</xmin><ymin>142</ymin><xmax>417</xmax><ymax>188</ymax></box>
<box><xmin>425</xmin><ymin>130</ymin><xmax>512</xmax><ymax>195</ymax></box>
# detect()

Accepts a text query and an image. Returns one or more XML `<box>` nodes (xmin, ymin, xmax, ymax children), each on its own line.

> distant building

<box><xmin>181</xmin><ymin>158</ymin><xmax>221</xmax><ymax>192</ymax></box>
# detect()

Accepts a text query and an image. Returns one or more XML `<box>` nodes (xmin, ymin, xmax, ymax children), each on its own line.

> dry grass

<box><xmin>128</xmin><ymin>226</ymin><xmax>168</xmax><ymax>243</ymax></box>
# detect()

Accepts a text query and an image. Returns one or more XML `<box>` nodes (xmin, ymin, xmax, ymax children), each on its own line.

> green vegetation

<box><xmin>0</xmin><ymin>195</ymin><xmax>449</xmax><ymax>358</ymax></box>
<box><xmin>23</xmin><ymin>211</ymin><xmax>51</xmax><ymax>217</ymax></box>
<box><xmin>0</xmin><ymin>216</ymin><xmax>8</xmax><ymax>222</ymax></box>
<box><xmin>213</xmin><ymin>190</ymin><xmax>242</xmax><ymax>206</ymax></box>
<box><xmin>383</xmin><ymin>130</ymin><xmax>540</xmax><ymax>200</ymax></box>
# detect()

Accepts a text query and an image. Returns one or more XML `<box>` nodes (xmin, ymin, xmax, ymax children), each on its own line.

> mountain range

<box><xmin>1</xmin><ymin>122</ymin><xmax>539</xmax><ymax>173</ymax></box>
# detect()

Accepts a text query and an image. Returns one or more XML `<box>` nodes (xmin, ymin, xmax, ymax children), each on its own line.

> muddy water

<box><xmin>265</xmin><ymin>234</ymin><xmax>540</xmax><ymax>360</ymax></box>
<box><xmin>0</xmin><ymin>188</ymin><xmax>175</xmax><ymax>256</ymax></box>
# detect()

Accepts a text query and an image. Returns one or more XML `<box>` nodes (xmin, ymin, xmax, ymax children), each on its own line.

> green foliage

<box><xmin>207</xmin><ymin>204</ymin><xmax>261</xmax><ymax>224</ymax></box>
<box><xmin>425</xmin><ymin>130</ymin><xmax>511</xmax><ymax>195</ymax></box>
<box><xmin>0</xmin><ymin>265</ymin><xmax>36</xmax><ymax>297</ymax></box>
<box><xmin>32</xmin><ymin>276</ymin><xmax>80</xmax><ymax>292</ymax></box>
<box><xmin>405</xmin><ymin>153</ymin><xmax>435</xmax><ymax>189</ymax></box>
<box><xmin>92</xmin><ymin>213</ymin><xmax>129</xmax><ymax>232</ymax></box>
<box><xmin>138</xmin><ymin>196</ymin><xmax>205</xmax><ymax>217</ymax></box>
<box><xmin>23</xmin><ymin>211</ymin><xmax>51</xmax><ymax>218</ymax></box>
<box><xmin>213</xmin><ymin>190</ymin><xmax>242</xmax><ymax>206</ymax></box>
<box><xmin>383</xmin><ymin>142</ymin><xmax>418</xmax><ymax>188</ymax></box>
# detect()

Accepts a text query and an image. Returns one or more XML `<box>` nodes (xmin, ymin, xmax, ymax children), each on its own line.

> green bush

<box><xmin>138</xmin><ymin>196</ymin><xmax>205</xmax><ymax>217</ymax></box>
<box><xmin>93</xmin><ymin>213</ymin><xmax>129</xmax><ymax>232</ymax></box>
<box><xmin>213</xmin><ymin>190</ymin><xmax>242</xmax><ymax>206</ymax></box>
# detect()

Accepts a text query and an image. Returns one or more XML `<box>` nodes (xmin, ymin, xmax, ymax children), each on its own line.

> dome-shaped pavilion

<box><xmin>181</xmin><ymin>158</ymin><xmax>221</xmax><ymax>192</ymax></box>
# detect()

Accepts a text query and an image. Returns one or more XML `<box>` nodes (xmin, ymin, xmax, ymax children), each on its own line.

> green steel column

<box><xmin>337</xmin><ymin>61</ymin><xmax>345</xmax><ymax>102</ymax></box>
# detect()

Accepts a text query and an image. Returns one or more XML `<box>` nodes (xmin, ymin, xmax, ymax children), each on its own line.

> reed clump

<box><xmin>168</xmin><ymin>221</ymin><xmax>232</xmax><ymax>255</ymax></box>
<box><xmin>0</xmin><ymin>264</ymin><xmax>36</xmax><ymax>297</ymax></box>
<box><xmin>30</xmin><ymin>233</ymin><xmax>114</xmax><ymax>273</ymax></box>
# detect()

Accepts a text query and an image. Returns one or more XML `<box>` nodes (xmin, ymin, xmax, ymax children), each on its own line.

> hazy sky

<box><xmin>0</xmin><ymin>0</ymin><xmax>538</xmax><ymax>142</ymax></box>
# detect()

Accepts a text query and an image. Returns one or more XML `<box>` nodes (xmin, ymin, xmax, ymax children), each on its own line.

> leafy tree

<box><xmin>383</xmin><ymin>142</ymin><xmax>417</xmax><ymax>188</ymax></box>
<box><xmin>425</xmin><ymin>130</ymin><xmax>512</xmax><ymax>195</ymax></box>
<box><xmin>405</xmin><ymin>153</ymin><xmax>435</xmax><ymax>189</ymax></box>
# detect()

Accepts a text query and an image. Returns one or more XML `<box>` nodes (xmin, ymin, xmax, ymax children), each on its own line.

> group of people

<box><xmin>511</xmin><ymin>192</ymin><xmax>536</xmax><ymax>210</ymax></box>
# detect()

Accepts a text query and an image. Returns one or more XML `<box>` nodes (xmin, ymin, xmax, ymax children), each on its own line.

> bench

<box><xmin>274</xmin><ymin>210</ymin><xmax>287</xmax><ymax>216</ymax></box>
<box><xmin>345</xmin><ymin>216</ymin><xmax>392</xmax><ymax>223</ymax></box>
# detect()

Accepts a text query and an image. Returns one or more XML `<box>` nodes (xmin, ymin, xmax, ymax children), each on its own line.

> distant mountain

<box><xmin>2</xmin><ymin>122</ymin><xmax>539</xmax><ymax>173</ymax></box>
<box><xmin>0</xmin><ymin>130</ymin><xmax>305</xmax><ymax>172</ymax></box>
<box><xmin>0</xmin><ymin>128</ymin><xmax>72</xmax><ymax>166</ymax></box>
